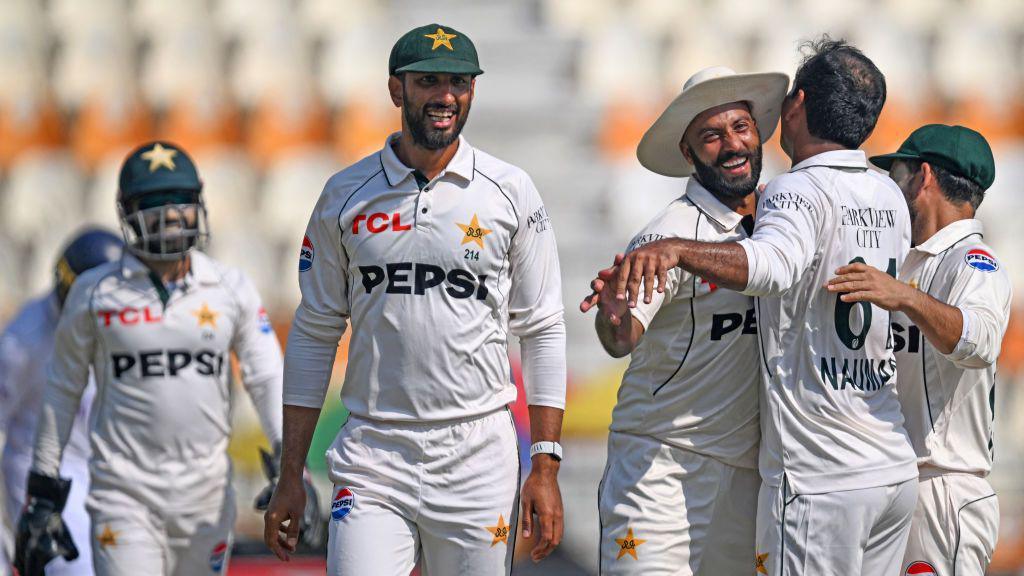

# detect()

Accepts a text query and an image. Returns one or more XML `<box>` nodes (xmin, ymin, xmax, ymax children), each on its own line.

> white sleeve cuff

<box><xmin>948</xmin><ymin>306</ymin><xmax>976</xmax><ymax>361</ymax></box>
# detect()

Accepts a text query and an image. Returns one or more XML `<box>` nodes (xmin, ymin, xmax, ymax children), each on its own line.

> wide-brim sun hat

<box><xmin>637</xmin><ymin>66</ymin><xmax>790</xmax><ymax>177</ymax></box>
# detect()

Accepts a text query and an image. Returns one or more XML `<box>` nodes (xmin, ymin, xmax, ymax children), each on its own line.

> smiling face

<box><xmin>680</xmin><ymin>102</ymin><xmax>763</xmax><ymax>201</ymax></box>
<box><xmin>393</xmin><ymin>72</ymin><xmax>475</xmax><ymax>150</ymax></box>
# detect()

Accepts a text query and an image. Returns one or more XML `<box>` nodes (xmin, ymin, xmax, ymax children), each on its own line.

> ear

<box><xmin>679</xmin><ymin>138</ymin><xmax>694</xmax><ymax>165</ymax></box>
<box><xmin>919</xmin><ymin>162</ymin><xmax>937</xmax><ymax>195</ymax></box>
<box><xmin>782</xmin><ymin>89</ymin><xmax>805</xmax><ymax>122</ymax></box>
<box><xmin>388</xmin><ymin>75</ymin><xmax>403</xmax><ymax>108</ymax></box>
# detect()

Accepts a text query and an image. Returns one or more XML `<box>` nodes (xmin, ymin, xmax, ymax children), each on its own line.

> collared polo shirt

<box><xmin>892</xmin><ymin>218</ymin><xmax>1011</xmax><ymax>476</ymax></box>
<box><xmin>611</xmin><ymin>178</ymin><xmax>761</xmax><ymax>469</ymax></box>
<box><xmin>284</xmin><ymin>134</ymin><xmax>565</xmax><ymax>421</ymax></box>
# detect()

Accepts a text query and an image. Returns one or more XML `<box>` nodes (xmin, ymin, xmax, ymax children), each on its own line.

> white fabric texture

<box><xmin>738</xmin><ymin>149</ymin><xmax>918</xmax><ymax>494</ymax></box>
<box><xmin>893</xmin><ymin>218</ymin><xmax>1011</xmax><ymax>475</ymax></box>
<box><xmin>902</xmin><ymin>474</ymin><xmax>998</xmax><ymax>576</ymax></box>
<box><xmin>32</xmin><ymin>251</ymin><xmax>283</xmax><ymax>513</ymax></box>
<box><xmin>284</xmin><ymin>134</ymin><xmax>566</xmax><ymax>420</ymax></box>
<box><xmin>610</xmin><ymin>178</ymin><xmax>760</xmax><ymax>469</ymax></box>
<box><xmin>325</xmin><ymin>410</ymin><xmax>519</xmax><ymax>576</ymax></box>
<box><xmin>598</xmin><ymin>431</ymin><xmax>758</xmax><ymax>575</ymax></box>
<box><xmin>756</xmin><ymin>477</ymin><xmax>917</xmax><ymax>575</ymax></box>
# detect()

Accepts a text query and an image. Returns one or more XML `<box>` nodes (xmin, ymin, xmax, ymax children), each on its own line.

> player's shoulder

<box><xmin>318</xmin><ymin>151</ymin><xmax>388</xmax><ymax>209</ymax></box>
<box><xmin>191</xmin><ymin>251</ymin><xmax>257</xmax><ymax>293</ymax></box>
<box><xmin>948</xmin><ymin>237</ymin><xmax>1007</xmax><ymax>278</ymax></box>
<box><xmin>471</xmin><ymin>147</ymin><xmax>535</xmax><ymax>196</ymax></box>
<box><xmin>626</xmin><ymin>196</ymin><xmax>700</xmax><ymax>251</ymax></box>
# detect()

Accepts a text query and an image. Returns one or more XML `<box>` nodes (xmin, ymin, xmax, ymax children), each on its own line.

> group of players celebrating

<box><xmin>0</xmin><ymin>20</ymin><xmax>1010</xmax><ymax>576</ymax></box>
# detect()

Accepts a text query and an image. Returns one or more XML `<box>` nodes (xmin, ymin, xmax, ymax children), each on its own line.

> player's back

<box><xmin>747</xmin><ymin>150</ymin><xmax>918</xmax><ymax>495</ymax></box>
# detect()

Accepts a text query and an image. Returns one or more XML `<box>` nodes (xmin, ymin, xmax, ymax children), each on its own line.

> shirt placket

<box><xmin>415</xmin><ymin>179</ymin><xmax>437</xmax><ymax>230</ymax></box>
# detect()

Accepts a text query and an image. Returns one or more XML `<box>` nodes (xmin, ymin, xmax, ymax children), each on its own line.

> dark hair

<box><xmin>791</xmin><ymin>36</ymin><xmax>886</xmax><ymax>149</ymax></box>
<box><xmin>904</xmin><ymin>159</ymin><xmax>985</xmax><ymax>211</ymax></box>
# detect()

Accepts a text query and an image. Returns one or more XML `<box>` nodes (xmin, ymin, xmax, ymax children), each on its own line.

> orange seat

<box><xmin>597</xmin><ymin>102</ymin><xmax>658</xmax><ymax>162</ymax></box>
<box><xmin>158</xmin><ymin>95</ymin><xmax>242</xmax><ymax>154</ymax></box>
<box><xmin>246</xmin><ymin>93</ymin><xmax>331</xmax><ymax>167</ymax></box>
<box><xmin>70</xmin><ymin>96</ymin><xmax>154</xmax><ymax>170</ymax></box>
<box><xmin>0</xmin><ymin>98</ymin><xmax>65</xmax><ymax>168</ymax></box>
<box><xmin>331</xmin><ymin>102</ymin><xmax>401</xmax><ymax>164</ymax></box>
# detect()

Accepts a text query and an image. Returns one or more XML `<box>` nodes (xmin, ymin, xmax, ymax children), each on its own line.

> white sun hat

<box><xmin>637</xmin><ymin>66</ymin><xmax>790</xmax><ymax>177</ymax></box>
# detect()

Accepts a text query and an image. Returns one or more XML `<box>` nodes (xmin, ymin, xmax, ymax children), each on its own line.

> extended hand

<box><xmin>613</xmin><ymin>239</ymin><xmax>685</xmax><ymax>308</ymax></box>
<box><xmin>519</xmin><ymin>461</ymin><xmax>564</xmax><ymax>563</ymax></box>
<box><xmin>825</xmin><ymin>262</ymin><xmax>913</xmax><ymax>312</ymax></box>
<box><xmin>580</xmin><ymin>254</ymin><xmax>629</xmax><ymax>325</ymax></box>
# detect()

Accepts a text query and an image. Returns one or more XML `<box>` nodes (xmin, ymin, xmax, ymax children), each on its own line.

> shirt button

<box><xmin>421</xmin><ymin>207</ymin><xmax>428</xmax><ymax>214</ymax></box>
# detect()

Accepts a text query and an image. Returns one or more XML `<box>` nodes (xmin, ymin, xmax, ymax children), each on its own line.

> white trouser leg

<box><xmin>598</xmin><ymin>432</ymin><xmax>757</xmax><ymax>575</ymax></box>
<box><xmin>902</xmin><ymin>474</ymin><xmax>998</xmax><ymax>576</ymax></box>
<box><xmin>756</xmin><ymin>477</ymin><xmax>917</xmax><ymax>576</ymax></box>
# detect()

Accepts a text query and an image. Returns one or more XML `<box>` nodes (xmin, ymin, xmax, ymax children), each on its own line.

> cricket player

<box><xmin>580</xmin><ymin>66</ymin><xmax>787</xmax><ymax>574</ymax></box>
<box><xmin>263</xmin><ymin>23</ymin><xmax>567</xmax><ymax>576</ymax></box>
<box><xmin>827</xmin><ymin>125</ymin><xmax>1008</xmax><ymax>575</ymax></box>
<box><xmin>1</xmin><ymin>229</ymin><xmax>124</xmax><ymax>576</ymax></box>
<box><xmin>16</xmin><ymin>141</ymin><xmax>286</xmax><ymax>576</ymax></box>
<box><xmin>603</xmin><ymin>38</ymin><xmax>920</xmax><ymax>574</ymax></box>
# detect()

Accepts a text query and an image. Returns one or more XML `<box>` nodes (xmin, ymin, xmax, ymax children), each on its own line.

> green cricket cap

<box><xmin>870</xmin><ymin>124</ymin><xmax>995</xmax><ymax>190</ymax></box>
<box><xmin>118</xmin><ymin>141</ymin><xmax>202</xmax><ymax>197</ymax></box>
<box><xmin>389</xmin><ymin>23</ymin><xmax>483</xmax><ymax>76</ymax></box>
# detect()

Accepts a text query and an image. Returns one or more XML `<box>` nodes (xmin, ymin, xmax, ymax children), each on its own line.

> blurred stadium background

<box><xmin>1</xmin><ymin>0</ymin><xmax>1023</xmax><ymax>573</ymax></box>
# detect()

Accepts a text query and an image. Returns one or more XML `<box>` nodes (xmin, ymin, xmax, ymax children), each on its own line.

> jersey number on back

<box><xmin>833</xmin><ymin>257</ymin><xmax>897</xmax><ymax>350</ymax></box>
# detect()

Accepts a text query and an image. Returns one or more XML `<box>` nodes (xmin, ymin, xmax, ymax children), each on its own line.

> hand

<box><xmin>613</xmin><ymin>239</ymin><xmax>685</xmax><ymax>308</ymax></box>
<box><xmin>825</xmin><ymin>262</ymin><xmax>913</xmax><ymax>312</ymax></box>
<box><xmin>15</xmin><ymin>473</ymin><xmax>78</xmax><ymax>576</ymax></box>
<box><xmin>263</xmin><ymin>476</ymin><xmax>307</xmax><ymax>562</ymax></box>
<box><xmin>519</xmin><ymin>458</ymin><xmax>563</xmax><ymax>563</ymax></box>
<box><xmin>255</xmin><ymin>448</ymin><xmax>325</xmax><ymax>552</ymax></box>
<box><xmin>580</xmin><ymin>254</ymin><xmax>629</xmax><ymax>325</ymax></box>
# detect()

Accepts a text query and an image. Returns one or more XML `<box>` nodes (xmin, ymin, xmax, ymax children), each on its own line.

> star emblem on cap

<box><xmin>615</xmin><ymin>527</ymin><xmax>646</xmax><ymax>560</ymax></box>
<box><xmin>485</xmin><ymin>514</ymin><xmax>510</xmax><ymax>547</ymax></box>
<box><xmin>98</xmin><ymin>524</ymin><xmax>120</xmax><ymax>549</ymax></box>
<box><xmin>424</xmin><ymin>27</ymin><xmax>457</xmax><ymax>51</ymax></box>
<box><xmin>140</xmin><ymin>143</ymin><xmax>178</xmax><ymax>173</ymax></box>
<box><xmin>457</xmin><ymin>214</ymin><xmax>492</xmax><ymax>249</ymax></box>
<box><xmin>191</xmin><ymin>302</ymin><xmax>219</xmax><ymax>329</ymax></box>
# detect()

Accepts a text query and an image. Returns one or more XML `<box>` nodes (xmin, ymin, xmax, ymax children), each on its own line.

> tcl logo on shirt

<box><xmin>352</xmin><ymin>212</ymin><xmax>412</xmax><ymax>234</ymax></box>
<box><xmin>97</xmin><ymin>308</ymin><xmax>163</xmax><ymax>327</ymax></box>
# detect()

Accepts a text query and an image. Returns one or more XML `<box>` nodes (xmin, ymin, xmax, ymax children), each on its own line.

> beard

<box><xmin>688</xmin><ymin>143</ymin><xmax>763</xmax><ymax>201</ymax></box>
<box><xmin>404</xmin><ymin>100</ymin><xmax>470</xmax><ymax>150</ymax></box>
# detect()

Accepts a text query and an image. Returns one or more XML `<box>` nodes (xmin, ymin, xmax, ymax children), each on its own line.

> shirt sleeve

<box><xmin>230</xmin><ymin>270</ymin><xmax>283</xmax><ymax>445</ymax></box>
<box><xmin>32</xmin><ymin>281</ymin><xmax>96</xmax><ymax>477</ymax></box>
<box><xmin>943</xmin><ymin>253</ymin><xmax>1013</xmax><ymax>369</ymax></box>
<box><xmin>507</xmin><ymin>172</ymin><xmax>566</xmax><ymax>409</ymax></box>
<box><xmin>738</xmin><ymin>178</ymin><xmax>824</xmax><ymax>297</ymax></box>
<box><xmin>283</xmin><ymin>186</ymin><xmax>350</xmax><ymax>409</ymax></box>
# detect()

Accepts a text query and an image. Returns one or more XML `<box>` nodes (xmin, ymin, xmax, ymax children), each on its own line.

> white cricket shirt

<box><xmin>610</xmin><ymin>178</ymin><xmax>761</xmax><ymax>469</ymax></box>
<box><xmin>284</xmin><ymin>134</ymin><xmax>566</xmax><ymax>421</ymax></box>
<box><xmin>739</xmin><ymin>150</ymin><xmax>918</xmax><ymax>494</ymax></box>
<box><xmin>32</xmin><ymin>251</ymin><xmax>283</xmax><ymax>511</ymax></box>
<box><xmin>892</xmin><ymin>219</ymin><xmax>1011</xmax><ymax>476</ymax></box>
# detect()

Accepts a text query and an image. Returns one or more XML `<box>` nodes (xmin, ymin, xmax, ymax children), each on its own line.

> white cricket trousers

<box><xmin>87</xmin><ymin>486</ymin><xmax>235</xmax><ymax>576</ymax></box>
<box><xmin>901</xmin><ymin>473</ymin><xmax>998</xmax><ymax>576</ymax></box>
<box><xmin>756</xmin><ymin>476</ymin><xmax>917</xmax><ymax>575</ymax></box>
<box><xmin>597</xmin><ymin>431</ymin><xmax>759</xmax><ymax>575</ymax></box>
<box><xmin>325</xmin><ymin>408</ymin><xmax>520</xmax><ymax>576</ymax></box>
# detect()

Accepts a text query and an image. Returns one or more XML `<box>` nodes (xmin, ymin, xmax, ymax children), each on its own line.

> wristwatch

<box><xmin>529</xmin><ymin>441</ymin><xmax>563</xmax><ymax>462</ymax></box>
